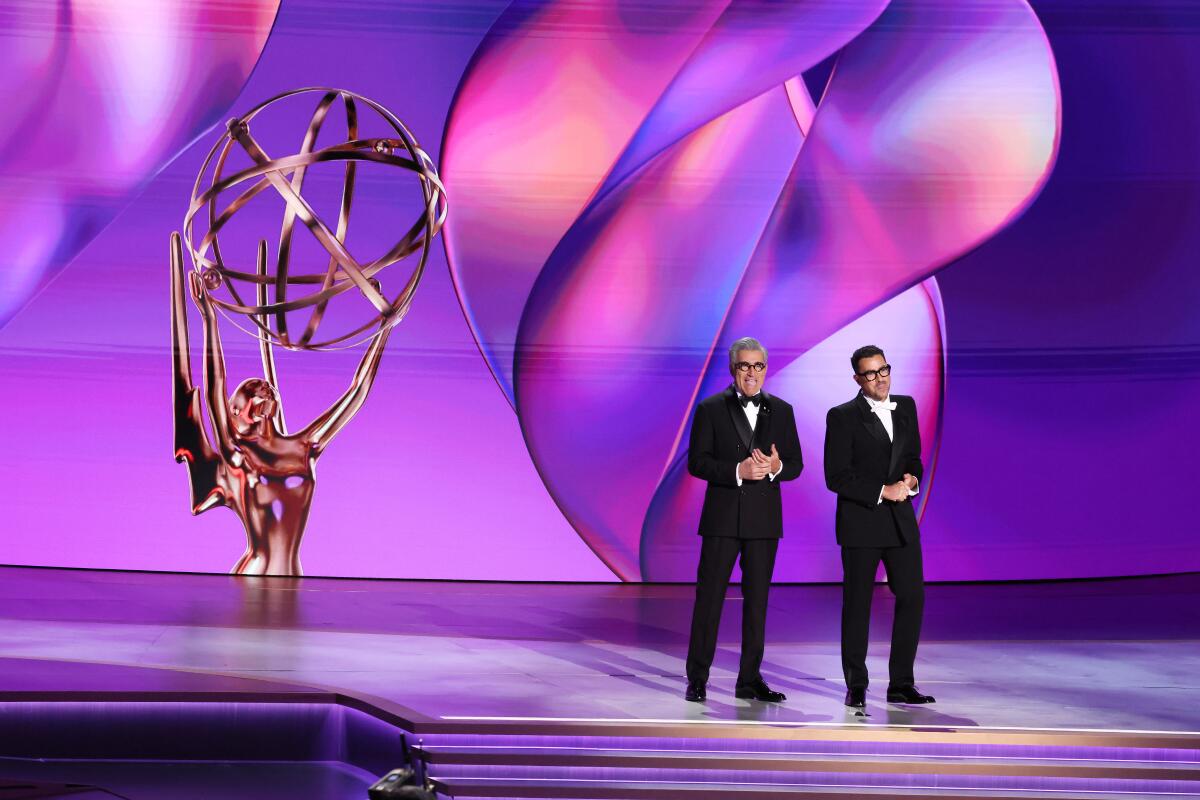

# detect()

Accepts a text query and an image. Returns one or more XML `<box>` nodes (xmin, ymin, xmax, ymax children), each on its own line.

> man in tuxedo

<box><xmin>684</xmin><ymin>337</ymin><xmax>803</xmax><ymax>703</ymax></box>
<box><xmin>824</xmin><ymin>345</ymin><xmax>934</xmax><ymax>709</ymax></box>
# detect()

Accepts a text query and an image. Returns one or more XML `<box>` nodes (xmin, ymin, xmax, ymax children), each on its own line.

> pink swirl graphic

<box><xmin>0</xmin><ymin>1</ymin><xmax>279</xmax><ymax>328</ymax></box>
<box><xmin>444</xmin><ymin>0</ymin><xmax>1060</xmax><ymax>580</ymax></box>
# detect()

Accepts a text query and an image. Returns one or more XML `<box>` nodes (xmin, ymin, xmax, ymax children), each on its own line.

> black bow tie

<box><xmin>740</xmin><ymin>393</ymin><xmax>762</xmax><ymax>408</ymax></box>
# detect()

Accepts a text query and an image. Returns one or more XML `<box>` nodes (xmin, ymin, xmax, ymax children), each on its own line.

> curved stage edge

<box><xmin>0</xmin><ymin>566</ymin><xmax>1197</xmax><ymax>798</ymax></box>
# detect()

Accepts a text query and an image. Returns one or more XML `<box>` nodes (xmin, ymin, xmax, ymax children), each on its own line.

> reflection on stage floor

<box><xmin>1</xmin><ymin>567</ymin><xmax>1197</xmax><ymax>798</ymax></box>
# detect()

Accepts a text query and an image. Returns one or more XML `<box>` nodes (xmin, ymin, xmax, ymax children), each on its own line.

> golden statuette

<box><xmin>170</xmin><ymin>88</ymin><xmax>446</xmax><ymax>576</ymax></box>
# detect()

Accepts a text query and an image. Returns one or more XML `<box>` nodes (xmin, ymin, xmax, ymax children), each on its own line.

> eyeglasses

<box><xmin>856</xmin><ymin>364</ymin><xmax>891</xmax><ymax>381</ymax></box>
<box><xmin>734</xmin><ymin>361</ymin><xmax>766</xmax><ymax>373</ymax></box>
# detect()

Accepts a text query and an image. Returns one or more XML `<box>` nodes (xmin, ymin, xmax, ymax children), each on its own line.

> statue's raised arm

<box><xmin>188</xmin><ymin>265</ymin><xmax>241</xmax><ymax>463</ymax></box>
<box><xmin>253</xmin><ymin>238</ymin><xmax>287</xmax><ymax>434</ymax></box>
<box><xmin>299</xmin><ymin>324</ymin><xmax>393</xmax><ymax>453</ymax></box>
<box><xmin>170</xmin><ymin>232</ymin><xmax>226</xmax><ymax>514</ymax></box>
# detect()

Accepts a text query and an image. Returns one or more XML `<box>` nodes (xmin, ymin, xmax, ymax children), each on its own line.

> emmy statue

<box><xmin>170</xmin><ymin>88</ymin><xmax>446</xmax><ymax>576</ymax></box>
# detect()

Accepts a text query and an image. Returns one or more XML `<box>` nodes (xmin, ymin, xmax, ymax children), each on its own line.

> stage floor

<box><xmin>0</xmin><ymin>566</ymin><xmax>1197</xmax><ymax>735</ymax></box>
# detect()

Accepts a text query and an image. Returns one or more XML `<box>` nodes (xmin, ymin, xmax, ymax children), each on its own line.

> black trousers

<box><xmin>685</xmin><ymin>536</ymin><xmax>779</xmax><ymax>685</ymax></box>
<box><xmin>840</xmin><ymin>542</ymin><xmax>925</xmax><ymax>691</ymax></box>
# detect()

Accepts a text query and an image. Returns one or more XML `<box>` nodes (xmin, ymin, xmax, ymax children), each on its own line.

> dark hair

<box><xmin>851</xmin><ymin>345</ymin><xmax>885</xmax><ymax>374</ymax></box>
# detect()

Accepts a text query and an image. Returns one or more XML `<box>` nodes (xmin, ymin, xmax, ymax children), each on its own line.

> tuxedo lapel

<box><xmin>752</xmin><ymin>391</ymin><xmax>774</xmax><ymax>452</ymax></box>
<box><xmin>855</xmin><ymin>394</ymin><xmax>891</xmax><ymax>446</ymax></box>
<box><xmin>724</xmin><ymin>387</ymin><xmax>753</xmax><ymax>450</ymax></box>
<box><xmin>887</xmin><ymin>404</ymin><xmax>908</xmax><ymax>480</ymax></box>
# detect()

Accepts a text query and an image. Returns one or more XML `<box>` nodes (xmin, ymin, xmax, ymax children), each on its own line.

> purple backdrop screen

<box><xmin>0</xmin><ymin>0</ymin><xmax>1196</xmax><ymax>582</ymax></box>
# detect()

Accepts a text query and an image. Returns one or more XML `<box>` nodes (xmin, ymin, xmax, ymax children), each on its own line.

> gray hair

<box><xmin>728</xmin><ymin>337</ymin><xmax>767</xmax><ymax>374</ymax></box>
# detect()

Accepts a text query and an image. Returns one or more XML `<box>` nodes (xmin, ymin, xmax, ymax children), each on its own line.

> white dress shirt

<box><xmin>865</xmin><ymin>394</ymin><xmax>919</xmax><ymax>504</ymax></box>
<box><xmin>734</xmin><ymin>393</ymin><xmax>783</xmax><ymax>486</ymax></box>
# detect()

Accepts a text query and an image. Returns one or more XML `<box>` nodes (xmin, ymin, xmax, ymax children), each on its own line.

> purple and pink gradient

<box><xmin>443</xmin><ymin>0</ymin><xmax>1059</xmax><ymax>579</ymax></box>
<box><xmin>0</xmin><ymin>0</ymin><xmax>1197</xmax><ymax>583</ymax></box>
<box><xmin>0</xmin><ymin>0</ymin><xmax>279</xmax><ymax>327</ymax></box>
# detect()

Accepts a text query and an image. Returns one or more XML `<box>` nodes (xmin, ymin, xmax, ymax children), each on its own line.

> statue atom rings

<box><xmin>182</xmin><ymin>87</ymin><xmax>447</xmax><ymax>350</ymax></box>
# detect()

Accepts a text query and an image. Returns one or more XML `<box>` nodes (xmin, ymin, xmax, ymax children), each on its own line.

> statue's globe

<box><xmin>182</xmin><ymin>88</ymin><xmax>446</xmax><ymax>350</ymax></box>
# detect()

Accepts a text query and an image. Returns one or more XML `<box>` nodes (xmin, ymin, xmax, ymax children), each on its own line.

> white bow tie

<box><xmin>869</xmin><ymin>400</ymin><xmax>897</xmax><ymax>412</ymax></box>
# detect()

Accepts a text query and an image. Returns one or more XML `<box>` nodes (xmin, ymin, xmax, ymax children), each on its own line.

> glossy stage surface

<box><xmin>1</xmin><ymin>566</ymin><xmax>1198</xmax><ymax>731</ymax></box>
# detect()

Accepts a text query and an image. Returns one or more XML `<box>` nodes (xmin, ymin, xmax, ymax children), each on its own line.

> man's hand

<box><xmin>739</xmin><ymin>453</ymin><xmax>772</xmax><ymax>481</ymax></box>
<box><xmin>881</xmin><ymin>481</ymin><xmax>909</xmax><ymax>502</ymax></box>
<box><xmin>902</xmin><ymin>473</ymin><xmax>918</xmax><ymax>492</ymax></box>
<box><xmin>767</xmin><ymin>444</ymin><xmax>782</xmax><ymax>475</ymax></box>
<box><xmin>751</xmin><ymin>447</ymin><xmax>773</xmax><ymax>473</ymax></box>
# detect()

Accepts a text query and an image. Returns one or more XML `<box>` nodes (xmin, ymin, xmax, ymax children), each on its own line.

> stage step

<box><xmin>417</xmin><ymin>735</ymin><xmax>1200</xmax><ymax>799</ymax></box>
<box><xmin>428</xmin><ymin>776</ymin><xmax>1192</xmax><ymax>799</ymax></box>
<box><xmin>418</xmin><ymin>744</ymin><xmax>1200</xmax><ymax>780</ymax></box>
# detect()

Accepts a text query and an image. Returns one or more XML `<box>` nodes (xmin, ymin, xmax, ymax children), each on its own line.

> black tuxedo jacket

<box><xmin>687</xmin><ymin>386</ymin><xmax>803</xmax><ymax>539</ymax></box>
<box><xmin>823</xmin><ymin>393</ymin><xmax>924</xmax><ymax>547</ymax></box>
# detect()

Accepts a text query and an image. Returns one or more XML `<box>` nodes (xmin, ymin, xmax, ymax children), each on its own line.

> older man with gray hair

<box><xmin>683</xmin><ymin>337</ymin><xmax>804</xmax><ymax>703</ymax></box>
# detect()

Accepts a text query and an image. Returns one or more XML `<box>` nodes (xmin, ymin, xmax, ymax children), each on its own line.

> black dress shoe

<box><xmin>844</xmin><ymin>687</ymin><xmax>866</xmax><ymax>708</ymax></box>
<box><xmin>887</xmin><ymin>685</ymin><xmax>936</xmax><ymax>704</ymax></box>
<box><xmin>734</xmin><ymin>678</ymin><xmax>786</xmax><ymax>702</ymax></box>
<box><xmin>685</xmin><ymin>681</ymin><xmax>706</xmax><ymax>702</ymax></box>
